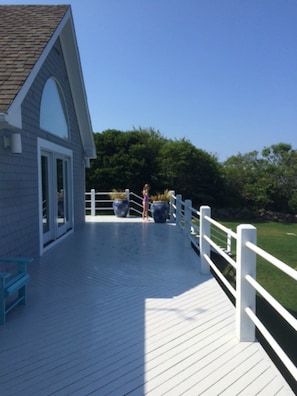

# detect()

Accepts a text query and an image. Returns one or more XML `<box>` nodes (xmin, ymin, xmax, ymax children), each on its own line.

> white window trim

<box><xmin>37</xmin><ymin>138</ymin><xmax>74</xmax><ymax>255</ymax></box>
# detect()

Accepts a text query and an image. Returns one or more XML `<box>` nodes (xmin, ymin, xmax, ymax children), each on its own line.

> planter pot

<box><xmin>113</xmin><ymin>199</ymin><xmax>129</xmax><ymax>217</ymax></box>
<box><xmin>151</xmin><ymin>201</ymin><xmax>169</xmax><ymax>223</ymax></box>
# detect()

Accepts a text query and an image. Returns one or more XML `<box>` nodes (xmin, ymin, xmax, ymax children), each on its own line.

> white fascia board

<box><xmin>0</xmin><ymin>112</ymin><xmax>20</xmax><ymax>130</ymax></box>
<box><xmin>6</xmin><ymin>7</ymin><xmax>96</xmax><ymax>160</ymax></box>
<box><xmin>59</xmin><ymin>11</ymin><xmax>96</xmax><ymax>159</ymax></box>
<box><xmin>0</xmin><ymin>112</ymin><xmax>8</xmax><ymax>129</ymax></box>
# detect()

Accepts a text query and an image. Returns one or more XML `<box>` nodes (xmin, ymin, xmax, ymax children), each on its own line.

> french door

<box><xmin>39</xmin><ymin>139</ymin><xmax>73</xmax><ymax>252</ymax></box>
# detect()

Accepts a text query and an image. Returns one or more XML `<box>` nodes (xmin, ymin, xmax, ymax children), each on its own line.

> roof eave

<box><xmin>0</xmin><ymin>112</ymin><xmax>21</xmax><ymax>131</ymax></box>
<box><xmin>60</xmin><ymin>10</ymin><xmax>96</xmax><ymax>159</ymax></box>
<box><xmin>5</xmin><ymin>6</ymin><xmax>96</xmax><ymax>159</ymax></box>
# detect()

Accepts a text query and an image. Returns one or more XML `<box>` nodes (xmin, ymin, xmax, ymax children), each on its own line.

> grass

<box><xmin>218</xmin><ymin>220</ymin><xmax>297</xmax><ymax>313</ymax></box>
<box><xmin>212</xmin><ymin>219</ymin><xmax>297</xmax><ymax>386</ymax></box>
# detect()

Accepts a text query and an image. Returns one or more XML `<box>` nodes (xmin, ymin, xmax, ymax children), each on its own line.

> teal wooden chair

<box><xmin>0</xmin><ymin>257</ymin><xmax>33</xmax><ymax>324</ymax></box>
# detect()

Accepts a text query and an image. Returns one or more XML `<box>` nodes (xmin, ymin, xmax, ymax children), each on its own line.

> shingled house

<box><xmin>0</xmin><ymin>5</ymin><xmax>96</xmax><ymax>257</ymax></box>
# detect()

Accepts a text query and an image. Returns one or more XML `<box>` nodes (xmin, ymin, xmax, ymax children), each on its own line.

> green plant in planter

<box><xmin>109</xmin><ymin>189</ymin><xmax>128</xmax><ymax>200</ymax></box>
<box><xmin>150</xmin><ymin>189</ymin><xmax>171</xmax><ymax>223</ymax></box>
<box><xmin>109</xmin><ymin>190</ymin><xmax>129</xmax><ymax>217</ymax></box>
<box><xmin>150</xmin><ymin>189</ymin><xmax>171</xmax><ymax>202</ymax></box>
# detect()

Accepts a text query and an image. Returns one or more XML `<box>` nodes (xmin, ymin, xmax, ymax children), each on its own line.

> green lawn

<box><xmin>209</xmin><ymin>219</ymin><xmax>297</xmax><ymax>382</ymax></box>
<box><xmin>218</xmin><ymin>220</ymin><xmax>297</xmax><ymax>314</ymax></box>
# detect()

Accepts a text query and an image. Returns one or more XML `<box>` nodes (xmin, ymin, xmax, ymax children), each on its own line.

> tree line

<box><xmin>86</xmin><ymin>128</ymin><xmax>297</xmax><ymax>214</ymax></box>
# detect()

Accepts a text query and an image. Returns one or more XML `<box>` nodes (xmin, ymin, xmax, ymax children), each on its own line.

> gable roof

<box><xmin>0</xmin><ymin>5</ymin><xmax>96</xmax><ymax>159</ymax></box>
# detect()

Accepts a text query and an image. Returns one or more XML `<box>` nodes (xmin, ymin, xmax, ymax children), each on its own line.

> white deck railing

<box><xmin>85</xmin><ymin>189</ymin><xmax>142</xmax><ymax>217</ymax></box>
<box><xmin>172</xmin><ymin>194</ymin><xmax>297</xmax><ymax>383</ymax></box>
<box><xmin>85</xmin><ymin>189</ymin><xmax>297</xmax><ymax>381</ymax></box>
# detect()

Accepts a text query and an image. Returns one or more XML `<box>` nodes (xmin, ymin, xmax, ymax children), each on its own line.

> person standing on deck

<box><xmin>142</xmin><ymin>183</ymin><xmax>150</xmax><ymax>220</ymax></box>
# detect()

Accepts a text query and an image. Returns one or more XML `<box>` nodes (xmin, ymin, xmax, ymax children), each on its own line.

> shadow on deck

<box><xmin>0</xmin><ymin>217</ymin><xmax>293</xmax><ymax>395</ymax></box>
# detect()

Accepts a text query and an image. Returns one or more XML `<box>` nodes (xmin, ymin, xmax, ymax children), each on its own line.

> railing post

<box><xmin>200</xmin><ymin>206</ymin><xmax>211</xmax><ymax>274</ymax></box>
<box><xmin>91</xmin><ymin>189</ymin><xmax>95</xmax><ymax>217</ymax></box>
<box><xmin>169</xmin><ymin>190</ymin><xmax>175</xmax><ymax>223</ymax></box>
<box><xmin>227</xmin><ymin>231</ymin><xmax>232</xmax><ymax>254</ymax></box>
<box><xmin>176</xmin><ymin>194</ymin><xmax>182</xmax><ymax>229</ymax></box>
<box><xmin>125</xmin><ymin>189</ymin><xmax>130</xmax><ymax>217</ymax></box>
<box><xmin>184</xmin><ymin>199</ymin><xmax>192</xmax><ymax>247</ymax></box>
<box><xmin>236</xmin><ymin>224</ymin><xmax>257</xmax><ymax>342</ymax></box>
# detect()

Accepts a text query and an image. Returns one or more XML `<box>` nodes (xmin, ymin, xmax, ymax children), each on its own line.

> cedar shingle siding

<box><xmin>0</xmin><ymin>5</ymin><xmax>92</xmax><ymax>261</ymax></box>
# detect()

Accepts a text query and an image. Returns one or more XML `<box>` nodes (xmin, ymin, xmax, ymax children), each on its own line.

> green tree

<box><xmin>223</xmin><ymin>151</ymin><xmax>273</xmax><ymax>209</ymax></box>
<box><xmin>87</xmin><ymin>130</ymin><xmax>296</xmax><ymax>215</ymax></box>
<box><xmin>158</xmin><ymin>139</ymin><xmax>224</xmax><ymax>207</ymax></box>
<box><xmin>262</xmin><ymin>143</ymin><xmax>297</xmax><ymax>212</ymax></box>
<box><xmin>86</xmin><ymin>128</ymin><xmax>165</xmax><ymax>193</ymax></box>
<box><xmin>86</xmin><ymin>129</ymin><xmax>224</xmax><ymax>208</ymax></box>
<box><xmin>223</xmin><ymin>143</ymin><xmax>297</xmax><ymax>213</ymax></box>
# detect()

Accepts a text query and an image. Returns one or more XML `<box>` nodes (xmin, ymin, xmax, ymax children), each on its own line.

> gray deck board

<box><xmin>0</xmin><ymin>216</ymin><xmax>294</xmax><ymax>395</ymax></box>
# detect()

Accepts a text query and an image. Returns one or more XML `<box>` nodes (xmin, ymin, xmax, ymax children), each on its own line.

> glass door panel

<box><xmin>40</xmin><ymin>145</ymin><xmax>73</xmax><ymax>250</ymax></box>
<box><xmin>41</xmin><ymin>151</ymin><xmax>55</xmax><ymax>246</ymax></box>
<box><xmin>56</xmin><ymin>158</ymin><xmax>65</xmax><ymax>227</ymax></box>
<box><xmin>42</xmin><ymin>155</ymin><xmax>50</xmax><ymax>233</ymax></box>
<box><xmin>56</xmin><ymin>156</ymin><xmax>71</xmax><ymax>237</ymax></box>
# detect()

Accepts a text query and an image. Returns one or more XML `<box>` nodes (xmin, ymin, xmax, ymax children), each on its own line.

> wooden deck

<box><xmin>0</xmin><ymin>216</ymin><xmax>294</xmax><ymax>395</ymax></box>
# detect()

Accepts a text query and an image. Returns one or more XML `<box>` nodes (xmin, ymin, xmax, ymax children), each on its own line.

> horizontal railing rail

<box><xmin>85</xmin><ymin>189</ymin><xmax>170</xmax><ymax>219</ymax></box>
<box><xmin>85</xmin><ymin>189</ymin><xmax>153</xmax><ymax>218</ymax></box>
<box><xmin>129</xmin><ymin>191</ymin><xmax>154</xmax><ymax>218</ymax></box>
<box><xmin>85</xmin><ymin>189</ymin><xmax>297</xmax><ymax>383</ymax></box>
<box><xmin>170</xmin><ymin>193</ymin><xmax>297</xmax><ymax>383</ymax></box>
<box><xmin>85</xmin><ymin>191</ymin><xmax>115</xmax><ymax>215</ymax></box>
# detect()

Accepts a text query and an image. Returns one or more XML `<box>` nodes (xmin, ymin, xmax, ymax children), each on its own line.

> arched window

<box><xmin>40</xmin><ymin>77</ymin><xmax>69</xmax><ymax>140</ymax></box>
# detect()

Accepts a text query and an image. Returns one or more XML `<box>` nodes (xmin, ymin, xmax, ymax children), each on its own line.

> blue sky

<box><xmin>3</xmin><ymin>0</ymin><xmax>297</xmax><ymax>161</ymax></box>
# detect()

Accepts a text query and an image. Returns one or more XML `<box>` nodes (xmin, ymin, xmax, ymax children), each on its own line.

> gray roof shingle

<box><xmin>0</xmin><ymin>5</ymin><xmax>69</xmax><ymax>112</ymax></box>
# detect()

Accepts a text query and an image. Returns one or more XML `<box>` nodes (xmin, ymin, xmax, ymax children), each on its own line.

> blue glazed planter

<box><xmin>151</xmin><ymin>201</ymin><xmax>169</xmax><ymax>223</ymax></box>
<box><xmin>113</xmin><ymin>199</ymin><xmax>129</xmax><ymax>217</ymax></box>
